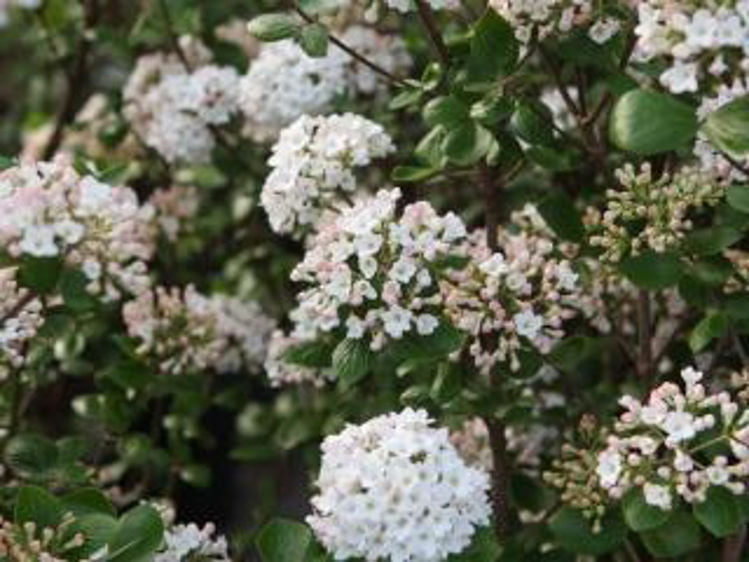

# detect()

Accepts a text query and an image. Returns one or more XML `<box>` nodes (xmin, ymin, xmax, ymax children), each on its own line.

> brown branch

<box><xmin>722</xmin><ymin>525</ymin><xmax>747</xmax><ymax>562</ymax></box>
<box><xmin>292</xmin><ymin>6</ymin><xmax>409</xmax><ymax>88</ymax></box>
<box><xmin>41</xmin><ymin>0</ymin><xmax>99</xmax><ymax>160</ymax></box>
<box><xmin>413</xmin><ymin>0</ymin><xmax>451</xmax><ymax>70</ymax></box>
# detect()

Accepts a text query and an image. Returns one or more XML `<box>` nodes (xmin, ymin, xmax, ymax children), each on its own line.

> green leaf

<box><xmin>689</xmin><ymin>310</ymin><xmax>729</xmax><ymax>352</ymax></box>
<box><xmin>693</xmin><ymin>486</ymin><xmax>743</xmax><ymax>538</ymax></box>
<box><xmin>415</xmin><ymin>126</ymin><xmax>448</xmax><ymax>168</ymax></box>
<box><xmin>392</xmin><ymin>165</ymin><xmax>438</xmax><ymax>183</ymax></box>
<box><xmin>510</xmin><ymin>102</ymin><xmax>555</xmax><ymax>146</ymax></box>
<box><xmin>256</xmin><ymin>518</ymin><xmax>313</xmax><ymax>562</ymax></box>
<box><xmin>467</xmin><ymin>10</ymin><xmax>518</xmax><ymax>80</ymax></box>
<box><xmin>18</xmin><ymin>256</ymin><xmax>63</xmax><ymax>295</ymax></box>
<box><xmin>282</xmin><ymin>341</ymin><xmax>334</xmax><ymax>368</ymax></box>
<box><xmin>0</xmin><ymin>154</ymin><xmax>15</xmax><ymax>170</ymax></box>
<box><xmin>548</xmin><ymin>507</ymin><xmax>626</xmax><ymax>556</ymax></box>
<box><xmin>442</xmin><ymin>122</ymin><xmax>495</xmax><ymax>166</ymax></box>
<box><xmin>609</xmin><ymin>89</ymin><xmax>698</xmax><ymax>155</ymax></box>
<box><xmin>72</xmin><ymin>513</ymin><xmax>118</xmax><ymax>557</ymax></box>
<box><xmin>247</xmin><ymin>13</ymin><xmax>300</xmax><ymax>42</ymax></box>
<box><xmin>299</xmin><ymin>23</ymin><xmax>328</xmax><ymax>57</ymax></box>
<box><xmin>389</xmin><ymin>322</ymin><xmax>465</xmax><ymax>365</ymax></box>
<box><xmin>547</xmin><ymin>336</ymin><xmax>595</xmax><ymax>372</ymax></box>
<box><xmin>423</xmin><ymin>96</ymin><xmax>470</xmax><ymax>130</ymax></box>
<box><xmin>107</xmin><ymin>505</ymin><xmax>164</xmax><ymax>562</ymax></box>
<box><xmin>60</xmin><ymin>269</ymin><xmax>98</xmax><ymax>312</ymax></box>
<box><xmin>621</xmin><ymin>488</ymin><xmax>670</xmax><ymax>532</ymax></box>
<box><xmin>701</xmin><ymin>95</ymin><xmax>749</xmax><ymax>157</ymax></box>
<box><xmin>63</xmin><ymin>488</ymin><xmax>116</xmax><ymax>517</ymax></box>
<box><xmin>4</xmin><ymin>434</ymin><xmax>59</xmax><ymax>480</ymax></box>
<box><xmin>537</xmin><ymin>193</ymin><xmax>585</xmax><ymax>242</ymax></box>
<box><xmin>640</xmin><ymin>509</ymin><xmax>701</xmax><ymax>558</ymax></box>
<box><xmin>618</xmin><ymin>251</ymin><xmax>683</xmax><ymax>290</ymax></box>
<box><xmin>389</xmin><ymin>88</ymin><xmax>422</xmax><ymax>110</ymax></box>
<box><xmin>724</xmin><ymin>293</ymin><xmax>749</xmax><ymax>319</ymax></box>
<box><xmin>15</xmin><ymin>486</ymin><xmax>64</xmax><ymax>529</ymax></box>
<box><xmin>726</xmin><ymin>185</ymin><xmax>749</xmax><ymax>213</ymax></box>
<box><xmin>685</xmin><ymin>226</ymin><xmax>743</xmax><ymax>255</ymax></box>
<box><xmin>448</xmin><ymin>526</ymin><xmax>500</xmax><ymax>562</ymax></box>
<box><xmin>525</xmin><ymin>145</ymin><xmax>580</xmax><ymax>171</ymax></box>
<box><xmin>332</xmin><ymin>338</ymin><xmax>373</xmax><ymax>387</ymax></box>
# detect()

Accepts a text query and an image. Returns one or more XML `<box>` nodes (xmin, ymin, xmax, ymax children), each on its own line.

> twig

<box><xmin>720</xmin><ymin>150</ymin><xmax>749</xmax><ymax>178</ymax></box>
<box><xmin>157</xmin><ymin>0</ymin><xmax>192</xmax><ymax>71</ymax></box>
<box><xmin>722</xmin><ymin>525</ymin><xmax>747</xmax><ymax>562</ymax></box>
<box><xmin>292</xmin><ymin>5</ymin><xmax>409</xmax><ymax>88</ymax></box>
<box><xmin>636</xmin><ymin>289</ymin><xmax>653</xmax><ymax>382</ymax></box>
<box><xmin>413</xmin><ymin>0</ymin><xmax>451</xmax><ymax>69</ymax></box>
<box><xmin>41</xmin><ymin>0</ymin><xmax>99</xmax><ymax>159</ymax></box>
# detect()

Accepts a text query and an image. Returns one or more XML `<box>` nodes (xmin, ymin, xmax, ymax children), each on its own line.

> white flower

<box><xmin>416</xmin><ymin>314</ymin><xmax>439</xmax><ymax>335</ymax></box>
<box><xmin>643</xmin><ymin>482</ymin><xmax>672</xmax><ymax>510</ymax></box>
<box><xmin>346</xmin><ymin>315</ymin><xmax>366</xmax><ymax>339</ymax></box>
<box><xmin>390</xmin><ymin>256</ymin><xmax>417</xmax><ymax>284</ymax></box>
<box><xmin>596</xmin><ymin>449</ymin><xmax>622</xmax><ymax>489</ymax></box>
<box><xmin>307</xmin><ymin>409</ymin><xmax>491</xmax><ymax>562</ymax></box>
<box><xmin>155</xmin><ymin>522</ymin><xmax>230</xmax><ymax>562</ymax></box>
<box><xmin>382</xmin><ymin>305</ymin><xmax>413</xmax><ymax>338</ymax></box>
<box><xmin>479</xmin><ymin>253</ymin><xmax>508</xmax><ymax>276</ymax></box>
<box><xmin>513</xmin><ymin>310</ymin><xmax>543</xmax><ymax>340</ymax></box>
<box><xmin>661</xmin><ymin>411</ymin><xmax>697</xmax><ymax>443</ymax></box>
<box><xmin>659</xmin><ymin>61</ymin><xmax>699</xmax><ymax>93</ymax></box>
<box><xmin>19</xmin><ymin>225</ymin><xmax>58</xmax><ymax>257</ymax></box>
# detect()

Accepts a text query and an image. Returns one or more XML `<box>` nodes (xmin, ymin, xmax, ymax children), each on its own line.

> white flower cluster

<box><xmin>441</xmin><ymin>205</ymin><xmax>580</xmax><ymax>375</ymax></box>
<box><xmin>261</xmin><ymin>113</ymin><xmax>394</xmax><ymax>237</ymax></box>
<box><xmin>122</xmin><ymin>286</ymin><xmax>275</xmax><ymax>376</ymax></box>
<box><xmin>489</xmin><ymin>0</ymin><xmax>621</xmax><ymax>45</ymax></box>
<box><xmin>239</xmin><ymin>30</ymin><xmax>410</xmax><ymax>142</ymax></box>
<box><xmin>588</xmin><ymin>163</ymin><xmax>722</xmax><ymax>263</ymax></box>
<box><xmin>633</xmin><ymin>1</ymin><xmax>749</xmax><ymax>93</ymax></box>
<box><xmin>0</xmin><ymin>0</ymin><xmax>39</xmax><ymax>27</ymax></box>
<box><xmin>155</xmin><ymin>522</ymin><xmax>230</xmax><ymax>562</ymax></box>
<box><xmin>289</xmin><ymin>188</ymin><xmax>467</xmax><ymax>350</ymax></box>
<box><xmin>0</xmin><ymin>268</ymin><xmax>43</xmax><ymax>379</ymax></box>
<box><xmin>383</xmin><ymin>0</ymin><xmax>459</xmax><ymax>14</ymax></box>
<box><xmin>148</xmin><ymin>185</ymin><xmax>200</xmax><ymax>242</ymax></box>
<box><xmin>264</xmin><ymin>330</ymin><xmax>332</xmax><ymax>387</ymax></box>
<box><xmin>0</xmin><ymin>158</ymin><xmax>154</xmax><ymax>298</ymax></box>
<box><xmin>595</xmin><ymin>367</ymin><xmax>748</xmax><ymax>507</ymax></box>
<box><xmin>239</xmin><ymin>40</ymin><xmax>348</xmax><ymax>142</ymax></box>
<box><xmin>123</xmin><ymin>46</ymin><xmax>240</xmax><ymax>164</ymax></box>
<box><xmin>695</xmin><ymin>76</ymin><xmax>749</xmax><ymax>182</ymax></box>
<box><xmin>307</xmin><ymin>408</ymin><xmax>491</xmax><ymax>562</ymax></box>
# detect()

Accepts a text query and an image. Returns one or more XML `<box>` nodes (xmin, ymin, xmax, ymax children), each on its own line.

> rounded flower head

<box><xmin>155</xmin><ymin>522</ymin><xmax>229</xmax><ymax>562</ymax></box>
<box><xmin>0</xmin><ymin>158</ymin><xmax>154</xmax><ymax>299</ymax></box>
<box><xmin>261</xmin><ymin>113</ymin><xmax>395</xmax><ymax>237</ymax></box>
<box><xmin>307</xmin><ymin>408</ymin><xmax>491</xmax><ymax>562</ymax></box>
<box><xmin>288</xmin><ymin>188</ymin><xmax>468</xmax><ymax>351</ymax></box>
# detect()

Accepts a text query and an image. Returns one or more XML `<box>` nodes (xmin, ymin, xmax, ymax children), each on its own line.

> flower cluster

<box><xmin>695</xmin><ymin>76</ymin><xmax>749</xmax><ymax>182</ymax></box>
<box><xmin>0</xmin><ymin>268</ymin><xmax>43</xmax><ymax>379</ymax></box>
<box><xmin>489</xmin><ymin>0</ymin><xmax>621</xmax><ymax>45</ymax></box>
<box><xmin>0</xmin><ymin>0</ymin><xmax>39</xmax><ymax>27</ymax></box>
<box><xmin>123</xmin><ymin>45</ymin><xmax>240</xmax><ymax>164</ymax></box>
<box><xmin>588</xmin><ymin>163</ymin><xmax>722</xmax><ymax>263</ymax></box>
<box><xmin>0</xmin><ymin>512</ymin><xmax>85</xmax><ymax>561</ymax></box>
<box><xmin>383</xmin><ymin>0</ymin><xmax>459</xmax><ymax>14</ymax></box>
<box><xmin>633</xmin><ymin>1</ymin><xmax>749</xmax><ymax>93</ymax></box>
<box><xmin>289</xmin><ymin>188</ymin><xmax>467</xmax><ymax>350</ymax></box>
<box><xmin>549</xmin><ymin>367</ymin><xmax>749</xmax><ymax>528</ymax></box>
<box><xmin>239</xmin><ymin>40</ymin><xmax>348</xmax><ymax>142</ymax></box>
<box><xmin>441</xmin><ymin>205</ymin><xmax>580</xmax><ymax>374</ymax></box>
<box><xmin>307</xmin><ymin>408</ymin><xmax>491</xmax><ymax>562</ymax></box>
<box><xmin>147</xmin><ymin>185</ymin><xmax>200</xmax><ymax>242</ymax></box>
<box><xmin>264</xmin><ymin>330</ymin><xmax>332</xmax><ymax>387</ymax></box>
<box><xmin>122</xmin><ymin>286</ymin><xmax>275</xmax><ymax>376</ymax></box>
<box><xmin>155</xmin><ymin>522</ymin><xmax>230</xmax><ymax>562</ymax></box>
<box><xmin>597</xmin><ymin>367</ymin><xmax>748</xmax><ymax>504</ymax></box>
<box><xmin>239</xmin><ymin>30</ymin><xmax>410</xmax><ymax>142</ymax></box>
<box><xmin>261</xmin><ymin>113</ymin><xmax>394</xmax><ymax>237</ymax></box>
<box><xmin>0</xmin><ymin>158</ymin><xmax>154</xmax><ymax>298</ymax></box>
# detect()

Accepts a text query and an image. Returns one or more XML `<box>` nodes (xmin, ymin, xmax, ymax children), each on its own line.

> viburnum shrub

<box><xmin>3</xmin><ymin>0</ymin><xmax>749</xmax><ymax>560</ymax></box>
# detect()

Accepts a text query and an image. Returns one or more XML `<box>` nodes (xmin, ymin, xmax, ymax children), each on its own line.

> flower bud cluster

<box><xmin>261</xmin><ymin>113</ymin><xmax>394</xmax><ymax>237</ymax></box>
<box><xmin>490</xmin><ymin>0</ymin><xmax>621</xmax><ymax>45</ymax></box>
<box><xmin>123</xmin><ymin>42</ymin><xmax>240</xmax><ymax>164</ymax></box>
<box><xmin>122</xmin><ymin>286</ymin><xmax>275</xmax><ymax>376</ymax></box>
<box><xmin>307</xmin><ymin>408</ymin><xmax>491</xmax><ymax>562</ymax></box>
<box><xmin>0</xmin><ymin>512</ymin><xmax>85</xmax><ymax>561</ymax></box>
<box><xmin>0</xmin><ymin>268</ymin><xmax>43</xmax><ymax>378</ymax></box>
<box><xmin>288</xmin><ymin>188</ymin><xmax>467</xmax><ymax>350</ymax></box>
<box><xmin>441</xmin><ymin>205</ymin><xmax>581</xmax><ymax>375</ymax></box>
<box><xmin>633</xmin><ymin>1</ymin><xmax>749</xmax><ymax>93</ymax></box>
<box><xmin>588</xmin><ymin>163</ymin><xmax>722</xmax><ymax>263</ymax></box>
<box><xmin>0</xmin><ymin>158</ymin><xmax>154</xmax><ymax>299</ymax></box>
